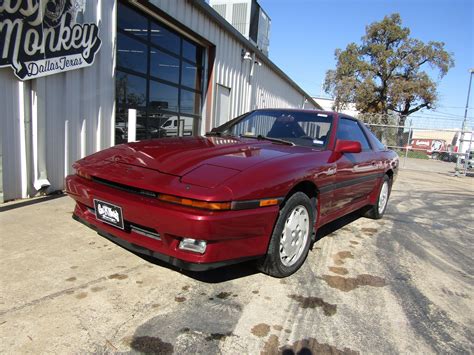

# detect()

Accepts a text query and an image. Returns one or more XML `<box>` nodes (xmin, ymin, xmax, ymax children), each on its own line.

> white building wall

<box><xmin>313</xmin><ymin>97</ymin><xmax>359</xmax><ymax>117</ymax></box>
<box><xmin>0</xmin><ymin>0</ymin><xmax>116</xmax><ymax>202</ymax></box>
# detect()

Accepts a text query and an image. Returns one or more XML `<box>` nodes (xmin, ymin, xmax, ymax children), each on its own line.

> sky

<box><xmin>258</xmin><ymin>0</ymin><xmax>474</xmax><ymax>129</ymax></box>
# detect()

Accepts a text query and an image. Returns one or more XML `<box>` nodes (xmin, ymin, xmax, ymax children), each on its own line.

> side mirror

<box><xmin>335</xmin><ymin>139</ymin><xmax>362</xmax><ymax>154</ymax></box>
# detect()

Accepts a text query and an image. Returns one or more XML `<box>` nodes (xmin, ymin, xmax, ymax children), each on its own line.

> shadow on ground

<box><xmin>120</xmin><ymin>208</ymin><xmax>367</xmax><ymax>283</ymax></box>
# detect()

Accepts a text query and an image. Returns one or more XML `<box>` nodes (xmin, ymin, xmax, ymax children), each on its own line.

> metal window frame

<box><xmin>116</xmin><ymin>0</ymin><xmax>206</xmax><ymax>139</ymax></box>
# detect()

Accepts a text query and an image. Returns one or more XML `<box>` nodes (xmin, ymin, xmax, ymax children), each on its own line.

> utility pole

<box><xmin>455</xmin><ymin>68</ymin><xmax>474</xmax><ymax>175</ymax></box>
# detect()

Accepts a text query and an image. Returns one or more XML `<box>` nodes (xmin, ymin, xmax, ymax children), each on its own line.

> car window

<box><xmin>365</xmin><ymin>127</ymin><xmax>386</xmax><ymax>151</ymax></box>
<box><xmin>222</xmin><ymin>110</ymin><xmax>333</xmax><ymax>148</ymax></box>
<box><xmin>336</xmin><ymin>118</ymin><xmax>371</xmax><ymax>151</ymax></box>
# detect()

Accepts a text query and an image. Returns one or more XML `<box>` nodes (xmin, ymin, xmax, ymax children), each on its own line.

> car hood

<box><xmin>107</xmin><ymin>136</ymin><xmax>293</xmax><ymax>177</ymax></box>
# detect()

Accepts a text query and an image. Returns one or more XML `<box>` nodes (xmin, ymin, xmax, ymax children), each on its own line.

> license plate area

<box><xmin>94</xmin><ymin>199</ymin><xmax>124</xmax><ymax>230</ymax></box>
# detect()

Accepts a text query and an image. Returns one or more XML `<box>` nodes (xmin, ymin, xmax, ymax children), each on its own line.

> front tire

<box><xmin>257</xmin><ymin>192</ymin><xmax>315</xmax><ymax>278</ymax></box>
<box><xmin>364</xmin><ymin>174</ymin><xmax>391</xmax><ymax>219</ymax></box>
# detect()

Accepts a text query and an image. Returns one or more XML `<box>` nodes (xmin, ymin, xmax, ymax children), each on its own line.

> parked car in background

<box><xmin>66</xmin><ymin>109</ymin><xmax>398</xmax><ymax>277</ymax></box>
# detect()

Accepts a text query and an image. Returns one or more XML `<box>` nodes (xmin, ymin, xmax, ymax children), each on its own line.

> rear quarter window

<box><xmin>365</xmin><ymin>127</ymin><xmax>387</xmax><ymax>151</ymax></box>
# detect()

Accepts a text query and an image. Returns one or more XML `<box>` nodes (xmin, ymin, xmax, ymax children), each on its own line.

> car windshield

<box><xmin>214</xmin><ymin>110</ymin><xmax>333</xmax><ymax>148</ymax></box>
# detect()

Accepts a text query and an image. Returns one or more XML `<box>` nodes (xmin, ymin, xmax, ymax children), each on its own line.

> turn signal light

<box><xmin>76</xmin><ymin>168</ymin><xmax>92</xmax><ymax>180</ymax></box>
<box><xmin>259</xmin><ymin>199</ymin><xmax>279</xmax><ymax>207</ymax></box>
<box><xmin>157</xmin><ymin>194</ymin><xmax>231</xmax><ymax>211</ymax></box>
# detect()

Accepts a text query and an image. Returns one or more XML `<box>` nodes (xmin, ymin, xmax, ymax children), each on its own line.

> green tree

<box><xmin>324</xmin><ymin>14</ymin><xmax>454</xmax><ymax>146</ymax></box>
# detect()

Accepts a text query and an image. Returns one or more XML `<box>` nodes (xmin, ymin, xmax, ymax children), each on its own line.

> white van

<box><xmin>160</xmin><ymin>116</ymin><xmax>194</xmax><ymax>136</ymax></box>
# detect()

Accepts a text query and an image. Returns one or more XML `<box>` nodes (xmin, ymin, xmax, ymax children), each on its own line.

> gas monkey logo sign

<box><xmin>0</xmin><ymin>0</ymin><xmax>102</xmax><ymax>80</ymax></box>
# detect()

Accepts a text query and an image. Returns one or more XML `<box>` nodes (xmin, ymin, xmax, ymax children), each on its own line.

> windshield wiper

<box><xmin>205</xmin><ymin>131</ymin><xmax>235</xmax><ymax>137</ymax></box>
<box><xmin>240</xmin><ymin>134</ymin><xmax>295</xmax><ymax>146</ymax></box>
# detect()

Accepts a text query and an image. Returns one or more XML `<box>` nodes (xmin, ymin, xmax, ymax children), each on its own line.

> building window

<box><xmin>115</xmin><ymin>2</ymin><xmax>204</xmax><ymax>143</ymax></box>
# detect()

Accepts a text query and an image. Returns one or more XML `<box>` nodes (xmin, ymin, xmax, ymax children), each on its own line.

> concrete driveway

<box><xmin>1</xmin><ymin>168</ymin><xmax>473</xmax><ymax>354</ymax></box>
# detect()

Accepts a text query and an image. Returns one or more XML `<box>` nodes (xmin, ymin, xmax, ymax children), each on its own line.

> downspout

<box><xmin>31</xmin><ymin>80</ymin><xmax>51</xmax><ymax>193</ymax></box>
<box><xmin>248</xmin><ymin>52</ymin><xmax>256</xmax><ymax>111</ymax></box>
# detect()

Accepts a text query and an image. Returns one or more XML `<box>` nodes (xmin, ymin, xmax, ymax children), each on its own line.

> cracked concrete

<box><xmin>0</xmin><ymin>164</ymin><xmax>473</xmax><ymax>353</ymax></box>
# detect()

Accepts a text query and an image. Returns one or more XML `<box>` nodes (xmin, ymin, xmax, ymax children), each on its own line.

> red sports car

<box><xmin>66</xmin><ymin>109</ymin><xmax>398</xmax><ymax>277</ymax></box>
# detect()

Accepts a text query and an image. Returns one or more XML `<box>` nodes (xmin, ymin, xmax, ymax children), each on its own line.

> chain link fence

<box><xmin>360</xmin><ymin>114</ymin><xmax>473</xmax><ymax>176</ymax></box>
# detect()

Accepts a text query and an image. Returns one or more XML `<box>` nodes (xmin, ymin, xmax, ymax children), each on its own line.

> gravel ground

<box><xmin>1</xmin><ymin>162</ymin><xmax>473</xmax><ymax>354</ymax></box>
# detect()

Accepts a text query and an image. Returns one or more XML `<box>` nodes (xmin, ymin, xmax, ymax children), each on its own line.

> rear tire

<box><xmin>364</xmin><ymin>175</ymin><xmax>391</xmax><ymax>220</ymax></box>
<box><xmin>257</xmin><ymin>192</ymin><xmax>315</xmax><ymax>278</ymax></box>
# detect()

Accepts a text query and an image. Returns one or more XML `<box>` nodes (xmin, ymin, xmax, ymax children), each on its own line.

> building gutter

<box><xmin>190</xmin><ymin>0</ymin><xmax>322</xmax><ymax>110</ymax></box>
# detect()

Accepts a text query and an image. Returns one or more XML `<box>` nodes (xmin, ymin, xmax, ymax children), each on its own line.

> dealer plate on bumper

<box><xmin>94</xmin><ymin>199</ymin><xmax>124</xmax><ymax>230</ymax></box>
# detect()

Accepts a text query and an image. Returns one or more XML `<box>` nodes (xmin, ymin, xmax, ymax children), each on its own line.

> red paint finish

<box><xmin>66</xmin><ymin>110</ymin><xmax>398</xmax><ymax>269</ymax></box>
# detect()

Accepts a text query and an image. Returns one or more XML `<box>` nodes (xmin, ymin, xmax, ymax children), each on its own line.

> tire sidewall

<box><xmin>266</xmin><ymin>192</ymin><xmax>315</xmax><ymax>277</ymax></box>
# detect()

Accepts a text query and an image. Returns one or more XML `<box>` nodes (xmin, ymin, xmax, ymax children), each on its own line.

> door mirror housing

<box><xmin>335</xmin><ymin>139</ymin><xmax>362</xmax><ymax>154</ymax></box>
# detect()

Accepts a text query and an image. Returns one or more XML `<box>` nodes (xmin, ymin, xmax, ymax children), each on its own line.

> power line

<box><xmin>428</xmin><ymin>110</ymin><xmax>469</xmax><ymax>118</ymax></box>
<box><xmin>436</xmin><ymin>105</ymin><xmax>474</xmax><ymax>110</ymax></box>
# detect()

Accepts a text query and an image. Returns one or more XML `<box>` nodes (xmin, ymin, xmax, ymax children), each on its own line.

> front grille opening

<box><xmin>88</xmin><ymin>206</ymin><xmax>161</xmax><ymax>241</ymax></box>
<box><xmin>130</xmin><ymin>224</ymin><xmax>161</xmax><ymax>241</ymax></box>
<box><xmin>92</xmin><ymin>176</ymin><xmax>158</xmax><ymax>198</ymax></box>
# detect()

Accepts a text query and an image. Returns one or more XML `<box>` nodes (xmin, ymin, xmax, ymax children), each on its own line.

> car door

<box><xmin>331</xmin><ymin>117</ymin><xmax>381</xmax><ymax>212</ymax></box>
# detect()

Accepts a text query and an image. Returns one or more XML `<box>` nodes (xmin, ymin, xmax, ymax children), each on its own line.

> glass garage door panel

<box><xmin>118</xmin><ymin>3</ymin><xmax>148</xmax><ymax>40</ymax></box>
<box><xmin>181</xmin><ymin>62</ymin><xmax>202</xmax><ymax>90</ymax></box>
<box><xmin>180</xmin><ymin>89</ymin><xmax>201</xmax><ymax>115</ymax></box>
<box><xmin>150</xmin><ymin>49</ymin><xmax>180</xmax><ymax>84</ymax></box>
<box><xmin>149</xmin><ymin>80</ymin><xmax>179</xmax><ymax>112</ymax></box>
<box><xmin>183</xmin><ymin>39</ymin><xmax>203</xmax><ymax>64</ymax></box>
<box><xmin>178</xmin><ymin>115</ymin><xmax>195</xmax><ymax>137</ymax></box>
<box><xmin>150</xmin><ymin>23</ymin><xmax>180</xmax><ymax>55</ymax></box>
<box><xmin>116</xmin><ymin>72</ymin><xmax>146</xmax><ymax>107</ymax></box>
<box><xmin>117</xmin><ymin>33</ymin><xmax>148</xmax><ymax>74</ymax></box>
<box><xmin>147</xmin><ymin>112</ymin><xmax>177</xmax><ymax>139</ymax></box>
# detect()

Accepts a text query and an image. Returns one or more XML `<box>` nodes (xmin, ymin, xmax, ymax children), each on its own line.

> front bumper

<box><xmin>72</xmin><ymin>214</ymin><xmax>261</xmax><ymax>271</ymax></box>
<box><xmin>66</xmin><ymin>175</ymin><xmax>279</xmax><ymax>268</ymax></box>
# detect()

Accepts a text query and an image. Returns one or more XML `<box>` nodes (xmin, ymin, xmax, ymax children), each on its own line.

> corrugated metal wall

<box><xmin>0</xmin><ymin>0</ymin><xmax>116</xmax><ymax>202</ymax></box>
<box><xmin>0</xmin><ymin>0</ymin><xmax>316</xmax><ymax>203</ymax></box>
